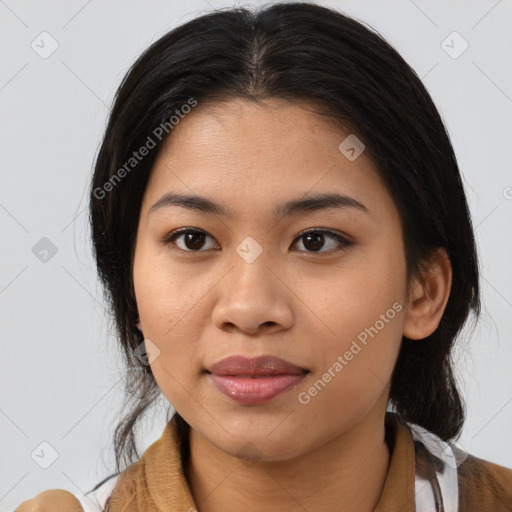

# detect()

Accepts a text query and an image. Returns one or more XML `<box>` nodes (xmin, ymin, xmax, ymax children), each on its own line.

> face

<box><xmin>133</xmin><ymin>98</ymin><xmax>409</xmax><ymax>461</ymax></box>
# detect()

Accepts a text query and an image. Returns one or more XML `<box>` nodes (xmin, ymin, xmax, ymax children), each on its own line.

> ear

<box><xmin>403</xmin><ymin>247</ymin><xmax>452</xmax><ymax>340</ymax></box>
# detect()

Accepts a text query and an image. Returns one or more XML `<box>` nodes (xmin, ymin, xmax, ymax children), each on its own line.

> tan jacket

<box><xmin>15</xmin><ymin>412</ymin><xmax>512</xmax><ymax>511</ymax></box>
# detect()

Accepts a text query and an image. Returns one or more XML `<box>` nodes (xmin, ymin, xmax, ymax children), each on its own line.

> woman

<box><xmin>16</xmin><ymin>2</ymin><xmax>512</xmax><ymax>511</ymax></box>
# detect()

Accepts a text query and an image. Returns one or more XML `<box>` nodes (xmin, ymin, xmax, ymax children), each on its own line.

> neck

<box><xmin>185</xmin><ymin>407</ymin><xmax>391</xmax><ymax>512</ymax></box>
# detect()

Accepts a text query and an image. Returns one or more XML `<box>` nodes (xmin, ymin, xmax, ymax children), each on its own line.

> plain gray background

<box><xmin>1</xmin><ymin>0</ymin><xmax>511</xmax><ymax>509</ymax></box>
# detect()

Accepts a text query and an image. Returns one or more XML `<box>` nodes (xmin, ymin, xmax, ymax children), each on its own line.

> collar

<box><xmin>106</xmin><ymin>412</ymin><xmax>422</xmax><ymax>511</ymax></box>
<box><xmin>374</xmin><ymin>412</ymin><xmax>416</xmax><ymax>511</ymax></box>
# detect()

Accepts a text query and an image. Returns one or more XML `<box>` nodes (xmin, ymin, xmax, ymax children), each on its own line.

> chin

<box><xmin>204</xmin><ymin>421</ymin><xmax>308</xmax><ymax>463</ymax></box>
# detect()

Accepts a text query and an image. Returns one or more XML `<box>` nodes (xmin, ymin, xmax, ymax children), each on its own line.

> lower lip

<box><xmin>208</xmin><ymin>373</ymin><xmax>307</xmax><ymax>405</ymax></box>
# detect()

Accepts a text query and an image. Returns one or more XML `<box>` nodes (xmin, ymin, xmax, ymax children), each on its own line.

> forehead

<box><xmin>142</xmin><ymin>98</ymin><xmax>396</xmax><ymax>225</ymax></box>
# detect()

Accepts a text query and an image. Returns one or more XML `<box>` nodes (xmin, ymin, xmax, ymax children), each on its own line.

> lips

<box><xmin>207</xmin><ymin>354</ymin><xmax>307</xmax><ymax>376</ymax></box>
<box><xmin>206</xmin><ymin>355</ymin><xmax>308</xmax><ymax>405</ymax></box>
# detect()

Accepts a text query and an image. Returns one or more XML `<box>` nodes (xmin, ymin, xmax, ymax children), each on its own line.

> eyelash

<box><xmin>161</xmin><ymin>228</ymin><xmax>353</xmax><ymax>254</ymax></box>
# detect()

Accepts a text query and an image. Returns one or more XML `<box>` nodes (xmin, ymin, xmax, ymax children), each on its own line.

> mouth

<box><xmin>206</xmin><ymin>354</ymin><xmax>309</xmax><ymax>405</ymax></box>
<box><xmin>207</xmin><ymin>373</ymin><xmax>308</xmax><ymax>405</ymax></box>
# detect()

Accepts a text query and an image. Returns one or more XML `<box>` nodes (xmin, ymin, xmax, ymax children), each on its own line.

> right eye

<box><xmin>161</xmin><ymin>228</ymin><xmax>219</xmax><ymax>252</ymax></box>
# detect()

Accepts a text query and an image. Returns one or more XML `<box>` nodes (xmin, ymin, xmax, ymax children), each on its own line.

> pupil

<box><xmin>186</xmin><ymin>232</ymin><xmax>205</xmax><ymax>250</ymax></box>
<box><xmin>304</xmin><ymin>232</ymin><xmax>324</xmax><ymax>251</ymax></box>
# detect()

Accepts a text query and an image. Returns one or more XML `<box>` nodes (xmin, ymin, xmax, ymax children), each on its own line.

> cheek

<box><xmin>133</xmin><ymin>245</ymin><xmax>203</xmax><ymax>389</ymax></box>
<box><xmin>133</xmin><ymin>242</ymin><xmax>204</xmax><ymax>338</ymax></box>
<box><xmin>299</xmin><ymin>255</ymin><xmax>405</xmax><ymax>402</ymax></box>
<box><xmin>303</xmin><ymin>252</ymin><xmax>405</xmax><ymax>342</ymax></box>
<box><xmin>298</xmin><ymin>303</ymin><xmax>404</xmax><ymax>427</ymax></box>
<box><xmin>145</xmin><ymin>317</ymin><xmax>203</xmax><ymax>411</ymax></box>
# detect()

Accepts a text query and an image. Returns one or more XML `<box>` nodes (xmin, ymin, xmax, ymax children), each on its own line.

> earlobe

<box><xmin>403</xmin><ymin>248</ymin><xmax>452</xmax><ymax>340</ymax></box>
<box><xmin>135</xmin><ymin>313</ymin><xmax>142</xmax><ymax>332</ymax></box>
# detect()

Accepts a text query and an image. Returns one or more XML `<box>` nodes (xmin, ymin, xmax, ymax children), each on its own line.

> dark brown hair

<box><xmin>88</xmin><ymin>1</ymin><xmax>480</xmax><ymax>490</ymax></box>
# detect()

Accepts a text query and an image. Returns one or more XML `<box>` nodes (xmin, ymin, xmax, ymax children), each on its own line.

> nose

<box><xmin>211</xmin><ymin>255</ymin><xmax>294</xmax><ymax>336</ymax></box>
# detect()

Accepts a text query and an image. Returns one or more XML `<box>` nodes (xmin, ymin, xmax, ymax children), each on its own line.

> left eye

<box><xmin>162</xmin><ymin>228</ymin><xmax>351</xmax><ymax>253</ymax></box>
<box><xmin>292</xmin><ymin>229</ymin><xmax>352</xmax><ymax>253</ymax></box>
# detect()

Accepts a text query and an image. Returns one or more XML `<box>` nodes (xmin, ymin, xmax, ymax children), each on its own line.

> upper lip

<box><xmin>206</xmin><ymin>355</ymin><xmax>308</xmax><ymax>377</ymax></box>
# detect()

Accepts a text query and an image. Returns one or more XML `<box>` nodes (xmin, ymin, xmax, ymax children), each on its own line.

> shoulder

<box><xmin>14</xmin><ymin>489</ymin><xmax>84</xmax><ymax>512</ymax></box>
<box><xmin>400</xmin><ymin>415</ymin><xmax>512</xmax><ymax>511</ymax></box>
<box><xmin>457</xmin><ymin>451</ymin><xmax>512</xmax><ymax>511</ymax></box>
<box><xmin>14</xmin><ymin>474</ymin><xmax>120</xmax><ymax>512</ymax></box>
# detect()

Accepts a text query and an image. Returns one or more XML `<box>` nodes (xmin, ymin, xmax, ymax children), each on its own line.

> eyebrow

<box><xmin>148</xmin><ymin>191</ymin><xmax>369</xmax><ymax>219</ymax></box>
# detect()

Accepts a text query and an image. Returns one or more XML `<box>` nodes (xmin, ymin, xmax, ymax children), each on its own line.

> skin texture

<box><xmin>132</xmin><ymin>98</ymin><xmax>452</xmax><ymax>511</ymax></box>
